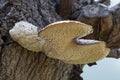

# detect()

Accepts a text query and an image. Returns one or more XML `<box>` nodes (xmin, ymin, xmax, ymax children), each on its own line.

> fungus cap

<box><xmin>39</xmin><ymin>20</ymin><xmax>109</xmax><ymax>64</ymax></box>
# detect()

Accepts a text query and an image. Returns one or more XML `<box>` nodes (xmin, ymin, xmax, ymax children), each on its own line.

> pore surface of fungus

<box><xmin>9</xmin><ymin>20</ymin><xmax>110</xmax><ymax>64</ymax></box>
<box><xmin>39</xmin><ymin>21</ymin><xmax>110</xmax><ymax>64</ymax></box>
<box><xmin>63</xmin><ymin>42</ymin><xmax>109</xmax><ymax>64</ymax></box>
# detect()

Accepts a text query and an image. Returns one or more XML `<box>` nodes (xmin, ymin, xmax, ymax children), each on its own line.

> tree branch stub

<box><xmin>82</xmin><ymin>3</ymin><xmax>110</xmax><ymax>18</ymax></box>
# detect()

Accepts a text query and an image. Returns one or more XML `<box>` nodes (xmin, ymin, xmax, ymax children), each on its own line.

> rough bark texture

<box><xmin>59</xmin><ymin>0</ymin><xmax>75</xmax><ymax>19</ymax></box>
<box><xmin>107</xmin><ymin>3</ymin><xmax>120</xmax><ymax>49</ymax></box>
<box><xmin>0</xmin><ymin>44</ymin><xmax>73</xmax><ymax>80</ymax></box>
<box><xmin>0</xmin><ymin>0</ymin><xmax>73</xmax><ymax>80</ymax></box>
<box><xmin>0</xmin><ymin>0</ymin><xmax>120</xmax><ymax>80</ymax></box>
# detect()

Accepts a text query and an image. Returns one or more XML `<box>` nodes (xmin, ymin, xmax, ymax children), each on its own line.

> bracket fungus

<box><xmin>9</xmin><ymin>20</ymin><xmax>110</xmax><ymax>64</ymax></box>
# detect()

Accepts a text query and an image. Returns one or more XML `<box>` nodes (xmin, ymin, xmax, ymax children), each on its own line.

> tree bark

<box><xmin>71</xmin><ymin>1</ymin><xmax>120</xmax><ymax>79</ymax></box>
<box><xmin>0</xmin><ymin>0</ymin><xmax>120</xmax><ymax>80</ymax></box>
<box><xmin>59</xmin><ymin>0</ymin><xmax>75</xmax><ymax>19</ymax></box>
<box><xmin>0</xmin><ymin>0</ymin><xmax>73</xmax><ymax>80</ymax></box>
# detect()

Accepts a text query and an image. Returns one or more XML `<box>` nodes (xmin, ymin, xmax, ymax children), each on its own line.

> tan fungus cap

<box><xmin>39</xmin><ymin>20</ymin><xmax>110</xmax><ymax>64</ymax></box>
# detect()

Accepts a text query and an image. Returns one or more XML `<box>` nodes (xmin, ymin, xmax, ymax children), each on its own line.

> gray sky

<box><xmin>110</xmin><ymin>0</ymin><xmax>120</xmax><ymax>7</ymax></box>
<box><xmin>81</xmin><ymin>0</ymin><xmax>120</xmax><ymax>80</ymax></box>
<box><xmin>81</xmin><ymin>58</ymin><xmax>120</xmax><ymax>80</ymax></box>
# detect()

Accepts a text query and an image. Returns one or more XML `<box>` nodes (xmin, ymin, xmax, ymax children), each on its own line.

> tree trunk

<box><xmin>0</xmin><ymin>0</ymin><xmax>73</xmax><ymax>80</ymax></box>
<box><xmin>0</xmin><ymin>0</ymin><xmax>120</xmax><ymax>80</ymax></box>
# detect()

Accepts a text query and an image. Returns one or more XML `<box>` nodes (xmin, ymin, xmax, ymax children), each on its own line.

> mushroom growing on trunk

<box><xmin>9</xmin><ymin>20</ymin><xmax>110</xmax><ymax>64</ymax></box>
